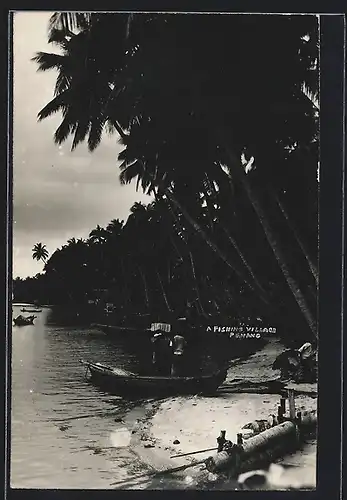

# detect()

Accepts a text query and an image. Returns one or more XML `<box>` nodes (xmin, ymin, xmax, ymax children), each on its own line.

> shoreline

<box><xmin>121</xmin><ymin>338</ymin><xmax>317</xmax><ymax>490</ymax></box>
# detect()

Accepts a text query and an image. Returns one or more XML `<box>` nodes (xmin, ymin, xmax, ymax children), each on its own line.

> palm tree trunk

<box><xmin>275</xmin><ymin>193</ymin><xmax>318</xmax><ymax>285</ymax></box>
<box><xmin>203</xmin><ymin>277</ymin><xmax>223</xmax><ymax>314</ymax></box>
<box><xmin>120</xmin><ymin>258</ymin><xmax>130</xmax><ymax>309</ymax></box>
<box><xmin>222</xmin><ymin>142</ymin><xmax>317</xmax><ymax>338</ymax></box>
<box><xmin>156</xmin><ymin>268</ymin><xmax>171</xmax><ymax>312</ymax></box>
<box><xmin>164</xmin><ymin>188</ymin><xmax>270</xmax><ymax>306</ymax></box>
<box><xmin>169</xmin><ymin>234</ymin><xmax>184</xmax><ymax>264</ymax></box>
<box><xmin>188</xmin><ymin>251</ymin><xmax>207</xmax><ymax>316</ymax></box>
<box><xmin>203</xmin><ymin>193</ymin><xmax>216</xmax><ymax>231</ymax></box>
<box><xmin>222</xmin><ymin>225</ymin><xmax>271</xmax><ymax>301</ymax></box>
<box><xmin>162</xmin><ymin>195</ymin><xmax>207</xmax><ymax>315</ymax></box>
<box><xmin>205</xmin><ymin>174</ymin><xmax>269</xmax><ymax>300</ymax></box>
<box><xmin>138</xmin><ymin>267</ymin><xmax>150</xmax><ymax>309</ymax></box>
<box><xmin>156</xmin><ymin>177</ymin><xmax>269</xmax><ymax>306</ymax></box>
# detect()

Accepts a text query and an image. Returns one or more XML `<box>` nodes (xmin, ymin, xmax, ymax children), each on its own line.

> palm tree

<box><xmin>48</xmin><ymin>12</ymin><xmax>92</xmax><ymax>34</ymax></box>
<box><xmin>106</xmin><ymin>219</ymin><xmax>124</xmax><ymax>236</ymax></box>
<box><xmin>32</xmin><ymin>242</ymin><xmax>49</xmax><ymax>263</ymax></box>
<box><xmin>36</xmin><ymin>13</ymin><xmax>318</xmax><ymax>338</ymax></box>
<box><xmin>88</xmin><ymin>225</ymin><xmax>108</xmax><ymax>244</ymax></box>
<box><xmin>32</xmin><ymin>13</ymin><xmax>131</xmax><ymax>150</ymax></box>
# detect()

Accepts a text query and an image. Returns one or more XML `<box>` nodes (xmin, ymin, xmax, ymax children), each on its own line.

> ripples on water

<box><xmin>11</xmin><ymin>305</ymin><xmax>159</xmax><ymax>489</ymax></box>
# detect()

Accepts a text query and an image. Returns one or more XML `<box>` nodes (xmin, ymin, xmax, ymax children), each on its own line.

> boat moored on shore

<box><xmin>80</xmin><ymin>360</ymin><xmax>227</xmax><ymax>397</ymax></box>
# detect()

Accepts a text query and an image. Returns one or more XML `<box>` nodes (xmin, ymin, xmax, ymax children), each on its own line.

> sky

<box><xmin>12</xmin><ymin>11</ymin><xmax>152</xmax><ymax>279</ymax></box>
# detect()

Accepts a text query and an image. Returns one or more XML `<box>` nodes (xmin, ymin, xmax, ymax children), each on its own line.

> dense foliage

<box><xmin>14</xmin><ymin>13</ymin><xmax>319</xmax><ymax>340</ymax></box>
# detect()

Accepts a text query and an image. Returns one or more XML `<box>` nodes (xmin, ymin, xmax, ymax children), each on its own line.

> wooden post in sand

<box><xmin>217</xmin><ymin>430</ymin><xmax>226</xmax><ymax>452</ymax></box>
<box><xmin>277</xmin><ymin>405</ymin><xmax>284</xmax><ymax>423</ymax></box>
<box><xmin>294</xmin><ymin>410</ymin><xmax>302</xmax><ymax>442</ymax></box>
<box><xmin>288</xmin><ymin>389</ymin><xmax>296</xmax><ymax>420</ymax></box>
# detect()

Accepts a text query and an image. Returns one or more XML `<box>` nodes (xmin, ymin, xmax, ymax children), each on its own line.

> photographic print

<box><xmin>11</xmin><ymin>11</ymin><xmax>321</xmax><ymax>491</ymax></box>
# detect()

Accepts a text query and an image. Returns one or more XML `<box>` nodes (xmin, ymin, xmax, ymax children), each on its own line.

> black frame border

<box><xmin>2</xmin><ymin>7</ymin><xmax>345</xmax><ymax>500</ymax></box>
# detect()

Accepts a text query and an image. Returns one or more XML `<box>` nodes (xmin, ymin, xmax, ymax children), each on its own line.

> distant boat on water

<box><xmin>13</xmin><ymin>314</ymin><xmax>36</xmax><ymax>326</ymax></box>
<box><xmin>21</xmin><ymin>308</ymin><xmax>42</xmax><ymax>313</ymax></box>
<box><xmin>92</xmin><ymin>323</ymin><xmax>151</xmax><ymax>337</ymax></box>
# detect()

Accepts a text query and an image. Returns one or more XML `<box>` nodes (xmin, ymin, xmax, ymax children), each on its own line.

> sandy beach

<box><xmin>118</xmin><ymin>338</ymin><xmax>317</xmax><ymax>490</ymax></box>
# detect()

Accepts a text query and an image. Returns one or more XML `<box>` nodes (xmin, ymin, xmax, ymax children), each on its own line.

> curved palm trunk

<box><xmin>169</xmin><ymin>234</ymin><xmax>184</xmax><ymax>264</ymax></box>
<box><xmin>188</xmin><ymin>251</ymin><xmax>207</xmax><ymax>317</ymax></box>
<box><xmin>120</xmin><ymin>258</ymin><xmax>130</xmax><ymax>309</ymax></box>
<box><xmin>164</xmin><ymin>188</ymin><xmax>270</xmax><ymax>306</ymax></box>
<box><xmin>138</xmin><ymin>267</ymin><xmax>150</xmax><ymax>310</ymax></box>
<box><xmin>222</xmin><ymin>226</ymin><xmax>269</xmax><ymax>298</ymax></box>
<box><xmin>156</xmin><ymin>268</ymin><xmax>171</xmax><ymax>312</ymax></box>
<box><xmin>275</xmin><ymin>194</ymin><xmax>318</xmax><ymax>285</ymax></box>
<box><xmin>203</xmin><ymin>195</ymin><xmax>216</xmax><ymax>231</ymax></box>
<box><xmin>167</xmin><ymin>261</ymin><xmax>171</xmax><ymax>284</ymax></box>
<box><xmin>222</xmin><ymin>142</ymin><xmax>317</xmax><ymax>338</ymax></box>
<box><xmin>204</xmin><ymin>174</ymin><xmax>269</xmax><ymax>300</ymax></box>
<box><xmin>163</xmin><ymin>197</ymin><xmax>208</xmax><ymax>315</ymax></box>
<box><xmin>204</xmin><ymin>196</ymin><xmax>270</xmax><ymax>301</ymax></box>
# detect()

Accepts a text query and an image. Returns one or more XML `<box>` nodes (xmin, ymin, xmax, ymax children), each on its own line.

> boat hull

<box><xmin>13</xmin><ymin>317</ymin><xmax>35</xmax><ymax>326</ymax></box>
<box><xmin>82</xmin><ymin>361</ymin><xmax>227</xmax><ymax>396</ymax></box>
<box><xmin>93</xmin><ymin>323</ymin><xmax>149</xmax><ymax>337</ymax></box>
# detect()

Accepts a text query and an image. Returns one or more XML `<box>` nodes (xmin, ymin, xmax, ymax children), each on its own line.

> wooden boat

<box><xmin>93</xmin><ymin>322</ymin><xmax>216</xmax><ymax>341</ymax></box>
<box><xmin>80</xmin><ymin>360</ymin><xmax>227</xmax><ymax>396</ymax></box>
<box><xmin>13</xmin><ymin>314</ymin><xmax>36</xmax><ymax>326</ymax></box>
<box><xmin>92</xmin><ymin>323</ymin><xmax>151</xmax><ymax>337</ymax></box>
<box><xmin>21</xmin><ymin>308</ymin><xmax>42</xmax><ymax>313</ymax></box>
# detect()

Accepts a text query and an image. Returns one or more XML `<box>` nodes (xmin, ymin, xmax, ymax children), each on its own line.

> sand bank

<box><xmin>122</xmin><ymin>338</ymin><xmax>317</xmax><ymax>489</ymax></box>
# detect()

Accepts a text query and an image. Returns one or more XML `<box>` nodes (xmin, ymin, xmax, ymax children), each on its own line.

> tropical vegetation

<box><xmin>13</xmin><ymin>13</ymin><xmax>319</xmax><ymax>341</ymax></box>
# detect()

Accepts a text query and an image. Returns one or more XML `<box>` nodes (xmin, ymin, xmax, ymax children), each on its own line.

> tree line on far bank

<box><xmin>14</xmin><ymin>13</ymin><xmax>318</xmax><ymax>342</ymax></box>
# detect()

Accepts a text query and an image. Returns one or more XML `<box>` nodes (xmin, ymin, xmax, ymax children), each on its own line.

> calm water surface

<box><xmin>11</xmin><ymin>305</ymin><xmax>163</xmax><ymax>489</ymax></box>
<box><xmin>10</xmin><ymin>305</ymin><xmax>316</xmax><ymax>490</ymax></box>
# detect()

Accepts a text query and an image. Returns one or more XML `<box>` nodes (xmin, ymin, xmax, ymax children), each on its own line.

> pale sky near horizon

<box><xmin>12</xmin><ymin>11</ymin><xmax>152</xmax><ymax>279</ymax></box>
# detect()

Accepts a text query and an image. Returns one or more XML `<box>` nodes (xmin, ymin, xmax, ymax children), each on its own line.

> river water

<box><xmin>10</xmin><ymin>305</ymin><xmax>316</xmax><ymax>490</ymax></box>
<box><xmin>11</xmin><ymin>305</ymin><xmax>164</xmax><ymax>489</ymax></box>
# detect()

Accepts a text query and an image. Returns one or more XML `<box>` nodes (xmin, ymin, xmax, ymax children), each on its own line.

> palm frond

<box><xmin>119</xmin><ymin>160</ymin><xmax>143</xmax><ymax>185</ymax></box>
<box><xmin>54</xmin><ymin>71</ymin><xmax>71</xmax><ymax>96</ymax></box>
<box><xmin>49</xmin><ymin>12</ymin><xmax>92</xmax><ymax>37</ymax></box>
<box><xmin>71</xmin><ymin>116</ymin><xmax>91</xmax><ymax>150</ymax></box>
<box><xmin>48</xmin><ymin>27</ymin><xmax>74</xmax><ymax>47</ymax></box>
<box><xmin>54</xmin><ymin>114</ymin><xmax>75</xmax><ymax>145</ymax></box>
<box><xmin>32</xmin><ymin>52</ymin><xmax>66</xmax><ymax>72</ymax></box>
<box><xmin>37</xmin><ymin>90</ymin><xmax>72</xmax><ymax>120</ymax></box>
<box><xmin>88</xmin><ymin>116</ymin><xmax>106</xmax><ymax>151</ymax></box>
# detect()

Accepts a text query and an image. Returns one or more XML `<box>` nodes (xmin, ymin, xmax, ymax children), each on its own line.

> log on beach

<box><xmin>205</xmin><ymin>412</ymin><xmax>317</xmax><ymax>477</ymax></box>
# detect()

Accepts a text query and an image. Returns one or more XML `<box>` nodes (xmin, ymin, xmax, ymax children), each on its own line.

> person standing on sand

<box><xmin>170</xmin><ymin>333</ymin><xmax>187</xmax><ymax>376</ymax></box>
<box><xmin>297</xmin><ymin>342</ymin><xmax>317</xmax><ymax>382</ymax></box>
<box><xmin>151</xmin><ymin>330</ymin><xmax>172</xmax><ymax>375</ymax></box>
<box><xmin>171</xmin><ymin>316</ymin><xmax>198</xmax><ymax>376</ymax></box>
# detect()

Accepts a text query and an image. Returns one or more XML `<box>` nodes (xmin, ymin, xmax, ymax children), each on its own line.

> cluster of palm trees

<box><xmin>18</xmin><ymin>13</ymin><xmax>319</xmax><ymax>340</ymax></box>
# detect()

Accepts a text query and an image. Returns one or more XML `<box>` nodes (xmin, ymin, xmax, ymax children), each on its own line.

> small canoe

<box><xmin>21</xmin><ymin>308</ymin><xmax>42</xmax><ymax>313</ymax></box>
<box><xmin>80</xmin><ymin>360</ymin><xmax>227</xmax><ymax>396</ymax></box>
<box><xmin>13</xmin><ymin>315</ymin><xmax>36</xmax><ymax>326</ymax></box>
